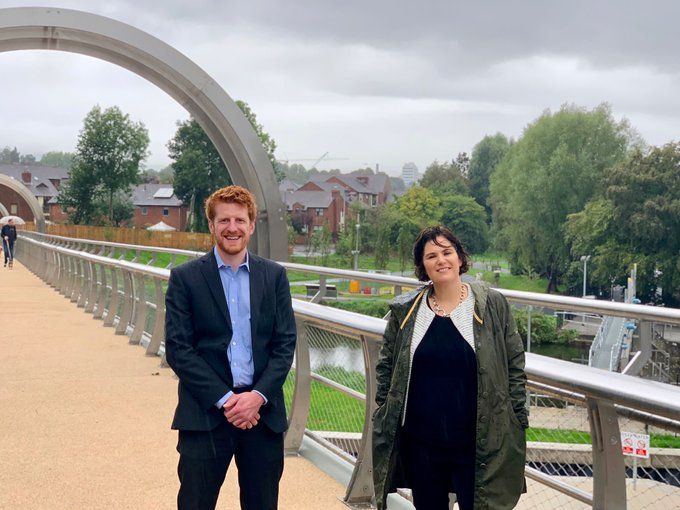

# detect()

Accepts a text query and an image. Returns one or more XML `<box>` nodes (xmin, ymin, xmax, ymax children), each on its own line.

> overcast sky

<box><xmin>1</xmin><ymin>1</ymin><xmax>679</xmax><ymax>176</ymax></box>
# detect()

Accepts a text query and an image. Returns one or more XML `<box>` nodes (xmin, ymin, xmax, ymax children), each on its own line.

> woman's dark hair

<box><xmin>413</xmin><ymin>225</ymin><xmax>471</xmax><ymax>281</ymax></box>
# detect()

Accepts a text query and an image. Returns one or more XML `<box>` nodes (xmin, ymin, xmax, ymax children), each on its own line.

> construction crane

<box><xmin>280</xmin><ymin>152</ymin><xmax>348</xmax><ymax>168</ymax></box>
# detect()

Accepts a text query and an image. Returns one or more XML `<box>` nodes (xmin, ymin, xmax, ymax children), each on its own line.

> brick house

<box><xmin>0</xmin><ymin>164</ymin><xmax>68</xmax><ymax>221</ymax></box>
<box><xmin>284</xmin><ymin>188</ymin><xmax>346</xmax><ymax>241</ymax></box>
<box><xmin>280</xmin><ymin>171</ymin><xmax>393</xmax><ymax>241</ymax></box>
<box><xmin>131</xmin><ymin>184</ymin><xmax>187</xmax><ymax>230</ymax></box>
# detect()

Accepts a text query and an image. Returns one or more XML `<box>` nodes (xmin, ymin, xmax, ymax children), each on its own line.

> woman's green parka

<box><xmin>372</xmin><ymin>281</ymin><xmax>528</xmax><ymax>510</ymax></box>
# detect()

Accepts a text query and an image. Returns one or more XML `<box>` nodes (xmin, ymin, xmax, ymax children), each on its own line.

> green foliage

<box><xmin>321</xmin><ymin>299</ymin><xmax>390</xmax><ymax>318</ymax></box>
<box><xmin>565</xmin><ymin>142</ymin><xmax>680</xmax><ymax>305</ymax></box>
<box><xmin>420</xmin><ymin>160</ymin><xmax>469</xmax><ymax>196</ymax></box>
<box><xmin>490</xmin><ymin>103</ymin><xmax>632</xmax><ymax>292</ymax></box>
<box><xmin>169</xmin><ymin>118</ymin><xmax>231</xmax><ymax>232</ymax></box>
<box><xmin>235</xmin><ymin>100</ymin><xmax>282</xmax><ymax>182</ymax></box>
<box><xmin>439</xmin><ymin>194</ymin><xmax>489</xmax><ymax>253</ymax></box>
<box><xmin>170</xmin><ymin>102</ymin><xmax>278</xmax><ymax>231</ymax></box>
<box><xmin>468</xmin><ymin>133</ymin><xmax>511</xmax><ymax>218</ymax></box>
<box><xmin>397</xmin><ymin>223</ymin><xmax>420</xmax><ymax>273</ymax></box>
<box><xmin>277</xmin><ymin>162</ymin><xmax>309</xmax><ymax>184</ymax></box>
<box><xmin>307</xmin><ymin>222</ymin><xmax>332</xmax><ymax>264</ymax></box>
<box><xmin>40</xmin><ymin>151</ymin><xmax>74</xmax><ymax>168</ymax></box>
<box><xmin>59</xmin><ymin>105</ymin><xmax>149</xmax><ymax>225</ymax></box>
<box><xmin>373</xmin><ymin>222</ymin><xmax>391</xmax><ymax>270</ymax></box>
<box><xmin>99</xmin><ymin>191</ymin><xmax>135</xmax><ymax>227</ymax></box>
<box><xmin>0</xmin><ymin>146</ymin><xmax>20</xmax><ymax>164</ymax></box>
<box><xmin>394</xmin><ymin>186</ymin><xmax>441</xmax><ymax>228</ymax></box>
<box><xmin>512</xmin><ymin>307</ymin><xmax>578</xmax><ymax>345</ymax></box>
<box><xmin>139</xmin><ymin>166</ymin><xmax>174</xmax><ymax>184</ymax></box>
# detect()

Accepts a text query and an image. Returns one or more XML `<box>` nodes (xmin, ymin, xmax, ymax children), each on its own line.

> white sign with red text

<box><xmin>621</xmin><ymin>431</ymin><xmax>650</xmax><ymax>459</ymax></box>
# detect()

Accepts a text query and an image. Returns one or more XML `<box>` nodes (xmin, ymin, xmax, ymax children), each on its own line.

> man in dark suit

<box><xmin>165</xmin><ymin>185</ymin><xmax>296</xmax><ymax>510</ymax></box>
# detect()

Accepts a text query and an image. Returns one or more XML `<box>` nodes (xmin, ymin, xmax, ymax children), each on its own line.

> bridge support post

<box><xmin>342</xmin><ymin>334</ymin><xmax>381</xmax><ymax>508</ymax></box>
<box><xmin>587</xmin><ymin>397</ymin><xmax>627</xmax><ymax>509</ymax></box>
<box><xmin>284</xmin><ymin>317</ymin><xmax>311</xmax><ymax>454</ymax></box>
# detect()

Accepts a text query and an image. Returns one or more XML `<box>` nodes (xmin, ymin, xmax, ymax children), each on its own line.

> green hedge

<box><xmin>321</xmin><ymin>299</ymin><xmax>390</xmax><ymax>318</ymax></box>
<box><xmin>512</xmin><ymin>307</ymin><xmax>579</xmax><ymax>345</ymax></box>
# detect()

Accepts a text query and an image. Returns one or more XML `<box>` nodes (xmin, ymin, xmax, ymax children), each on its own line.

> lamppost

<box><xmin>351</xmin><ymin>214</ymin><xmax>361</xmax><ymax>271</ymax></box>
<box><xmin>580</xmin><ymin>255</ymin><xmax>591</xmax><ymax>297</ymax></box>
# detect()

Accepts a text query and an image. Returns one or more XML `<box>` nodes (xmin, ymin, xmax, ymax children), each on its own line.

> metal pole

<box><xmin>352</xmin><ymin>213</ymin><xmax>360</xmax><ymax>271</ymax></box>
<box><xmin>580</xmin><ymin>255</ymin><xmax>590</xmax><ymax>297</ymax></box>
<box><xmin>527</xmin><ymin>305</ymin><xmax>533</xmax><ymax>353</ymax></box>
<box><xmin>583</xmin><ymin>258</ymin><xmax>587</xmax><ymax>297</ymax></box>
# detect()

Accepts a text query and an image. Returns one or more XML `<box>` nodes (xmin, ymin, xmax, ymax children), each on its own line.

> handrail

<box><xmin>21</xmin><ymin>231</ymin><xmax>680</xmax><ymax>325</ymax></box>
<box><xmin>16</xmin><ymin>233</ymin><xmax>680</xmax><ymax>509</ymax></box>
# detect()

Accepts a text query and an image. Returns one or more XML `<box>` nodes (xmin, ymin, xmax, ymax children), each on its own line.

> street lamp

<box><xmin>580</xmin><ymin>255</ymin><xmax>591</xmax><ymax>297</ymax></box>
<box><xmin>351</xmin><ymin>214</ymin><xmax>361</xmax><ymax>271</ymax></box>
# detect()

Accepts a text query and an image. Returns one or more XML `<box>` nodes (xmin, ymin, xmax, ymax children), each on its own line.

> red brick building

<box><xmin>0</xmin><ymin>164</ymin><xmax>67</xmax><ymax>221</ymax></box>
<box><xmin>131</xmin><ymin>184</ymin><xmax>187</xmax><ymax>230</ymax></box>
<box><xmin>281</xmin><ymin>171</ymin><xmax>393</xmax><ymax>241</ymax></box>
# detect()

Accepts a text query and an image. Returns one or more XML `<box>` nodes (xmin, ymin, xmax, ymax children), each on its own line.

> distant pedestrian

<box><xmin>1</xmin><ymin>218</ymin><xmax>17</xmax><ymax>268</ymax></box>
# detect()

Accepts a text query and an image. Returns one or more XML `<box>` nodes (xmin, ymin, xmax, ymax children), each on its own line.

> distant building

<box><xmin>280</xmin><ymin>171</ymin><xmax>393</xmax><ymax>240</ymax></box>
<box><xmin>131</xmin><ymin>184</ymin><xmax>187</xmax><ymax>231</ymax></box>
<box><xmin>49</xmin><ymin>183</ymin><xmax>188</xmax><ymax>230</ymax></box>
<box><xmin>0</xmin><ymin>163</ymin><xmax>68</xmax><ymax>221</ymax></box>
<box><xmin>401</xmin><ymin>162</ymin><xmax>419</xmax><ymax>187</ymax></box>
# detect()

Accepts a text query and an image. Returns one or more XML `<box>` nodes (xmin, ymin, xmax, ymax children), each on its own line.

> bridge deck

<box><xmin>0</xmin><ymin>263</ymin><xmax>347</xmax><ymax>509</ymax></box>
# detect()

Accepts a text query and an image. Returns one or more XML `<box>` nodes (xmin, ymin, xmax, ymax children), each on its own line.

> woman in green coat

<box><xmin>372</xmin><ymin>226</ymin><xmax>527</xmax><ymax>510</ymax></box>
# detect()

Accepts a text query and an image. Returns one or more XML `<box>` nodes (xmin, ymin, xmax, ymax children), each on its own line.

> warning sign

<box><xmin>621</xmin><ymin>431</ymin><xmax>650</xmax><ymax>459</ymax></box>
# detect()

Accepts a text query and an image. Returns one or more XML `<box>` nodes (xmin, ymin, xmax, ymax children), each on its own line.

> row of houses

<box><xmin>0</xmin><ymin>164</ymin><xmax>187</xmax><ymax>230</ymax></box>
<box><xmin>0</xmin><ymin>164</ymin><xmax>402</xmax><ymax>236</ymax></box>
<box><xmin>281</xmin><ymin>171</ymin><xmax>394</xmax><ymax>240</ymax></box>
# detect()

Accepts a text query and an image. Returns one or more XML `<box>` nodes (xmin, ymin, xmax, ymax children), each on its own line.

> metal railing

<box><xmin>16</xmin><ymin>233</ymin><xmax>680</xmax><ymax>509</ymax></box>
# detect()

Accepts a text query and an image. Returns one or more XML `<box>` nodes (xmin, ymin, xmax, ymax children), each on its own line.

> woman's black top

<box><xmin>402</xmin><ymin>312</ymin><xmax>478</xmax><ymax>458</ymax></box>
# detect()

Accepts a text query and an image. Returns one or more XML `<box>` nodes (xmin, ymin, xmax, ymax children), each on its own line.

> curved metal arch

<box><xmin>0</xmin><ymin>202</ymin><xmax>9</xmax><ymax>217</ymax></box>
<box><xmin>0</xmin><ymin>174</ymin><xmax>46</xmax><ymax>231</ymax></box>
<box><xmin>0</xmin><ymin>7</ymin><xmax>286</xmax><ymax>259</ymax></box>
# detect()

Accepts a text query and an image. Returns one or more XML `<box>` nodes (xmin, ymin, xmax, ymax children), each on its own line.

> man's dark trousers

<box><xmin>177</xmin><ymin>418</ymin><xmax>283</xmax><ymax>510</ymax></box>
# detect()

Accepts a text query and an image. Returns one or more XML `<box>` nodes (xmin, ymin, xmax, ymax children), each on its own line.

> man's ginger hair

<box><xmin>205</xmin><ymin>185</ymin><xmax>257</xmax><ymax>223</ymax></box>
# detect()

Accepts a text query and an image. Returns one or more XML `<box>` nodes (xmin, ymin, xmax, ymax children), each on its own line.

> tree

<box><xmin>0</xmin><ymin>146</ymin><xmax>20</xmax><ymax>164</ymax></box>
<box><xmin>454</xmin><ymin>152</ymin><xmax>470</xmax><ymax>179</ymax></box>
<box><xmin>19</xmin><ymin>153</ymin><xmax>36</xmax><ymax>164</ymax></box>
<box><xmin>468</xmin><ymin>133</ymin><xmax>511</xmax><ymax>218</ymax></box>
<box><xmin>489</xmin><ymin>103</ymin><xmax>633</xmax><ymax>292</ymax></box>
<box><xmin>394</xmin><ymin>186</ymin><xmax>441</xmax><ymax>229</ymax></box>
<box><xmin>565</xmin><ymin>143</ymin><xmax>680</xmax><ymax>305</ymax></box>
<box><xmin>40</xmin><ymin>151</ymin><xmax>74</xmax><ymax>168</ymax></box>
<box><xmin>170</xmin><ymin>101</ymin><xmax>278</xmax><ymax>230</ymax></box>
<box><xmin>439</xmin><ymin>195</ymin><xmax>489</xmax><ymax>254</ymax></box>
<box><xmin>397</xmin><ymin>222</ymin><xmax>420</xmax><ymax>274</ymax></box>
<box><xmin>58</xmin><ymin>164</ymin><xmax>100</xmax><ymax>224</ymax></box>
<box><xmin>59</xmin><ymin>105</ymin><xmax>149</xmax><ymax>225</ymax></box>
<box><xmin>169</xmin><ymin>119</ymin><xmax>232</xmax><ymax>232</ymax></box>
<box><xmin>235</xmin><ymin>100</ymin><xmax>282</xmax><ymax>182</ymax></box>
<box><xmin>420</xmin><ymin>160</ymin><xmax>468</xmax><ymax>196</ymax></box>
<box><xmin>277</xmin><ymin>162</ymin><xmax>309</xmax><ymax>184</ymax></box>
<box><xmin>98</xmin><ymin>191</ymin><xmax>135</xmax><ymax>227</ymax></box>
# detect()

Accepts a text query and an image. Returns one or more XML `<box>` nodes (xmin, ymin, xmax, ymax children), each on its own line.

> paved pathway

<box><xmin>0</xmin><ymin>262</ymin><xmax>347</xmax><ymax>509</ymax></box>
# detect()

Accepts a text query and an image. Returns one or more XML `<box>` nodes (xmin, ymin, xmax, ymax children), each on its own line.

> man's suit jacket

<box><xmin>165</xmin><ymin>250</ymin><xmax>296</xmax><ymax>434</ymax></box>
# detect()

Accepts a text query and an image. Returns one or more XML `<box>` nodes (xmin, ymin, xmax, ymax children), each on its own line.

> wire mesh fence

<box><xmin>616</xmin><ymin>415</ymin><xmax>680</xmax><ymax>509</ymax></box>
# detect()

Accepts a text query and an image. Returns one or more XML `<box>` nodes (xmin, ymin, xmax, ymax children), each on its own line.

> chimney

<box><xmin>21</xmin><ymin>170</ymin><xmax>32</xmax><ymax>184</ymax></box>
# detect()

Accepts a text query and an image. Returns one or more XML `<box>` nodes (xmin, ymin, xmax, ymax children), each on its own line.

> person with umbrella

<box><xmin>1</xmin><ymin>217</ymin><xmax>18</xmax><ymax>268</ymax></box>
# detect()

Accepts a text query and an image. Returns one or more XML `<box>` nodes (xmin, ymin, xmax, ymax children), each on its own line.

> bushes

<box><xmin>321</xmin><ymin>299</ymin><xmax>390</xmax><ymax>318</ymax></box>
<box><xmin>512</xmin><ymin>307</ymin><xmax>579</xmax><ymax>345</ymax></box>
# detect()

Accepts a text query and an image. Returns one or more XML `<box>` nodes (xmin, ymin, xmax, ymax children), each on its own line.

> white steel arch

<box><xmin>0</xmin><ymin>7</ymin><xmax>286</xmax><ymax>258</ymax></box>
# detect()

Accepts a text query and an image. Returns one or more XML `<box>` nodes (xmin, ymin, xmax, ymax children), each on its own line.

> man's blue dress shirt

<box><xmin>213</xmin><ymin>247</ymin><xmax>266</xmax><ymax>408</ymax></box>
